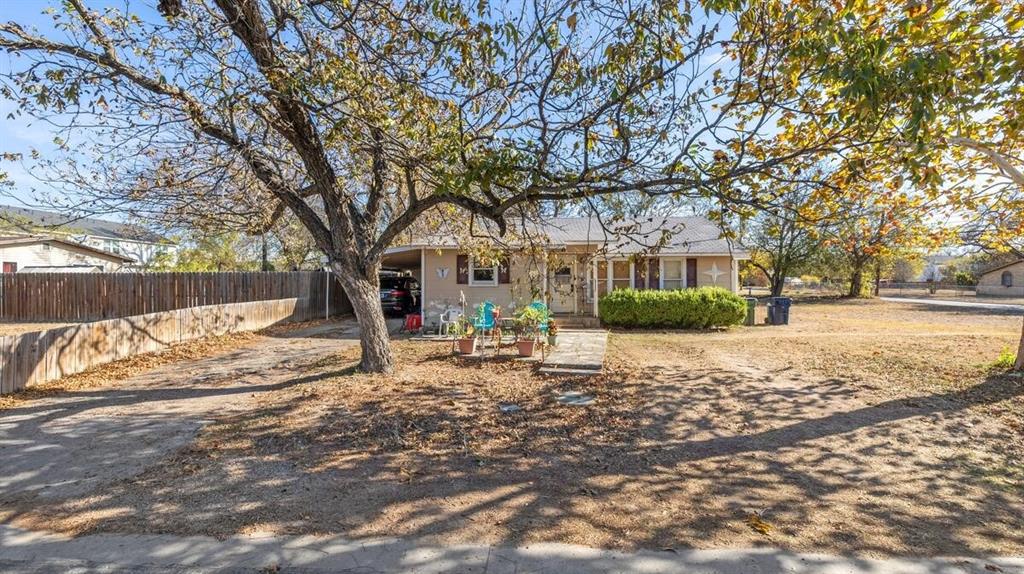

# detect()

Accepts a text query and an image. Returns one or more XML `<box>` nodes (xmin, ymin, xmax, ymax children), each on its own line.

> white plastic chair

<box><xmin>438</xmin><ymin>308</ymin><xmax>463</xmax><ymax>336</ymax></box>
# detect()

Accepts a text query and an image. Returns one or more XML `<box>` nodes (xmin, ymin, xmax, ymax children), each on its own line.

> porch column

<box><xmin>730</xmin><ymin>259</ymin><xmax>739</xmax><ymax>292</ymax></box>
<box><xmin>573</xmin><ymin>257</ymin><xmax>579</xmax><ymax>315</ymax></box>
<box><xmin>592</xmin><ymin>259</ymin><xmax>599</xmax><ymax>316</ymax></box>
<box><xmin>542</xmin><ymin>253</ymin><xmax>548</xmax><ymax>306</ymax></box>
<box><xmin>420</xmin><ymin>248</ymin><xmax>426</xmax><ymax>322</ymax></box>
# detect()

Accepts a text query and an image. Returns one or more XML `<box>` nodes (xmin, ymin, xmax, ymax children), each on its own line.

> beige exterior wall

<box><xmin>0</xmin><ymin>243</ymin><xmax>125</xmax><ymax>272</ymax></box>
<box><xmin>420</xmin><ymin>249</ymin><xmax>544</xmax><ymax>327</ymax></box>
<box><xmin>977</xmin><ymin>261</ymin><xmax>1024</xmax><ymax>297</ymax></box>
<box><xmin>415</xmin><ymin>247</ymin><xmax>743</xmax><ymax>324</ymax></box>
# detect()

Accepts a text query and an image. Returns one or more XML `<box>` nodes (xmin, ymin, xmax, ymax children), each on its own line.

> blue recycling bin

<box><xmin>770</xmin><ymin>297</ymin><xmax>792</xmax><ymax>325</ymax></box>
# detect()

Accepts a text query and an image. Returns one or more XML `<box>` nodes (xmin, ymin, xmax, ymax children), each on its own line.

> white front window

<box><xmin>662</xmin><ymin>259</ymin><xmax>685</xmax><ymax>289</ymax></box>
<box><xmin>469</xmin><ymin>258</ymin><xmax>497</xmax><ymax>286</ymax></box>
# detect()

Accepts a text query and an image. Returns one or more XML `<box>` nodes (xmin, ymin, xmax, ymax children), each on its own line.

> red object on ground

<box><xmin>403</xmin><ymin>313</ymin><xmax>422</xmax><ymax>333</ymax></box>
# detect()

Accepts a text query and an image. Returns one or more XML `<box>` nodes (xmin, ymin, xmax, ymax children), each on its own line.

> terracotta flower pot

<box><xmin>457</xmin><ymin>337</ymin><xmax>477</xmax><ymax>355</ymax></box>
<box><xmin>516</xmin><ymin>339</ymin><xmax>536</xmax><ymax>357</ymax></box>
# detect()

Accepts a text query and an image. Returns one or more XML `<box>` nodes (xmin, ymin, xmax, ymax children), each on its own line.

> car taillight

<box><xmin>391</xmin><ymin>289</ymin><xmax>406</xmax><ymax>296</ymax></box>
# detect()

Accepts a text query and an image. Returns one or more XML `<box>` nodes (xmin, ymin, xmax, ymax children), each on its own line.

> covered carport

<box><xmin>382</xmin><ymin>246</ymin><xmax>423</xmax><ymax>282</ymax></box>
<box><xmin>381</xmin><ymin>246</ymin><xmax>425</xmax><ymax>320</ymax></box>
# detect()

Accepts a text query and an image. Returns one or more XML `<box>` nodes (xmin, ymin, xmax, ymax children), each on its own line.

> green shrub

<box><xmin>993</xmin><ymin>347</ymin><xmax>1017</xmax><ymax>370</ymax></box>
<box><xmin>599</xmin><ymin>287</ymin><xmax>747</xmax><ymax>329</ymax></box>
<box><xmin>955</xmin><ymin>271</ymin><xmax>977</xmax><ymax>286</ymax></box>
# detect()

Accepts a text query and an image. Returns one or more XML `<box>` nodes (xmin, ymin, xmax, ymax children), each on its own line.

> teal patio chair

<box><xmin>473</xmin><ymin>300</ymin><xmax>497</xmax><ymax>335</ymax></box>
<box><xmin>471</xmin><ymin>300</ymin><xmax>498</xmax><ymax>355</ymax></box>
<box><xmin>529</xmin><ymin>300</ymin><xmax>550</xmax><ymax>335</ymax></box>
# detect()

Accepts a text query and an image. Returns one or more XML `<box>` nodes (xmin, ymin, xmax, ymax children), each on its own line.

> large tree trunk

<box><xmin>849</xmin><ymin>265</ymin><xmax>865</xmax><ymax>298</ymax></box>
<box><xmin>1015</xmin><ymin>314</ymin><xmax>1024</xmax><ymax>371</ymax></box>
<box><xmin>770</xmin><ymin>273</ymin><xmax>785</xmax><ymax>297</ymax></box>
<box><xmin>331</xmin><ymin>260</ymin><xmax>394</xmax><ymax>373</ymax></box>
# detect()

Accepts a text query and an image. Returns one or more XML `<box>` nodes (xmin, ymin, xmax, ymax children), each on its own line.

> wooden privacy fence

<box><xmin>0</xmin><ymin>271</ymin><xmax>348</xmax><ymax>322</ymax></box>
<box><xmin>0</xmin><ymin>297</ymin><xmax>326</xmax><ymax>395</ymax></box>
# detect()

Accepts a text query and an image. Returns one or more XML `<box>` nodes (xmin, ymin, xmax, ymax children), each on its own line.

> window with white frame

<box><xmin>469</xmin><ymin>258</ymin><xmax>498</xmax><ymax>286</ymax></box>
<box><xmin>611</xmin><ymin>260</ymin><xmax>631</xmax><ymax>291</ymax></box>
<box><xmin>662</xmin><ymin>259</ymin><xmax>684</xmax><ymax>289</ymax></box>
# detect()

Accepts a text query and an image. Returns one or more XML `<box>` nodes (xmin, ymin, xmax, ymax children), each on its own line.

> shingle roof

<box><xmin>401</xmin><ymin>215</ymin><xmax>748</xmax><ymax>256</ymax></box>
<box><xmin>0</xmin><ymin>205</ymin><xmax>165</xmax><ymax>243</ymax></box>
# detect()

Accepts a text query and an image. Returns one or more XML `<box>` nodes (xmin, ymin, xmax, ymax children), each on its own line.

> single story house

<box><xmin>382</xmin><ymin>216</ymin><xmax>749</xmax><ymax>328</ymax></box>
<box><xmin>977</xmin><ymin>260</ymin><xmax>1024</xmax><ymax>297</ymax></box>
<box><xmin>0</xmin><ymin>236</ymin><xmax>134</xmax><ymax>273</ymax></box>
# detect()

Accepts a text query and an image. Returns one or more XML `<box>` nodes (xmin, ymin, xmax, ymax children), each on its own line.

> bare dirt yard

<box><xmin>1</xmin><ymin>299</ymin><xmax>1021</xmax><ymax>559</ymax></box>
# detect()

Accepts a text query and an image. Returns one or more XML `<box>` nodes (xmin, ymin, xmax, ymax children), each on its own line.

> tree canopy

<box><xmin>1</xmin><ymin>0</ymin><xmax>1021</xmax><ymax>370</ymax></box>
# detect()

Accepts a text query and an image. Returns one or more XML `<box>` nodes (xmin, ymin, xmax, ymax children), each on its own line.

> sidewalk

<box><xmin>540</xmin><ymin>328</ymin><xmax>608</xmax><ymax>376</ymax></box>
<box><xmin>1</xmin><ymin>525</ymin><xmax>1021</xmax><ymax>574</ymax></box>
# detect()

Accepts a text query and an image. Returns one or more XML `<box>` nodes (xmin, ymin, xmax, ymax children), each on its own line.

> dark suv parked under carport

<box><xmin>379</xmin><ymin>275</ymin><xmax>420</xmax><ymax>316</ymax></box>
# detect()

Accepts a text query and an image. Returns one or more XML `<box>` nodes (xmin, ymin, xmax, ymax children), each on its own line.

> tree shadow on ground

<box><xmin>2</xmin><ymin>335</ymin><xmax>1021</xmax><ymax>559</ymax></box>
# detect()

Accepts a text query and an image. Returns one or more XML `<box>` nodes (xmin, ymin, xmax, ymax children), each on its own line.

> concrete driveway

<box><xmin>0</xmin><ymin>320</ymin><xmax>362</xmax><ymax>501</ymax></box>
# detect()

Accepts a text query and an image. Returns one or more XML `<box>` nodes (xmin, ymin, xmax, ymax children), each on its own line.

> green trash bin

<box><xmin>744</xmin><ymin>297</ymin><xmax>757</xmax><ymax>326</ymax></box>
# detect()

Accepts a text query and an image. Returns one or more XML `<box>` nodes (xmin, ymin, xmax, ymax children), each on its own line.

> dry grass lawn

<box><xmin>3</xmin><ymin>299</ymin><xmax>1022</xmax><ymax>558</ymax></box>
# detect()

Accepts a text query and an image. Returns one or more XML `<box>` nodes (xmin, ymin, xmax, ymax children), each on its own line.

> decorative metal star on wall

<box><xmin>704</xmin><ymin>262</ymin><xmax>725</xmax><ymax>284</ymax></box>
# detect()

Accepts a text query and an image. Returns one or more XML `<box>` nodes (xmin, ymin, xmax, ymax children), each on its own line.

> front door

<box><xmin>549</xmin><ymin>258</ymin><xmax>576</xmax><ymax>313</ymax></box>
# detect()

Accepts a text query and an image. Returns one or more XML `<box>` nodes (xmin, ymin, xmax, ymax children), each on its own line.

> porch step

<box><xmin>550</xmin><ymin>314</ymin><xmax>601</xmax><ymax>328</ymax></box>
<box><xmin>538</xmin><ymin>366</ymin><xmax>602</xmax><ymax>377</ymax></box>
<box><xmin>540</xmin><ymin>359</ymin><xmax>602</xmax><ymax>371</ymax></box>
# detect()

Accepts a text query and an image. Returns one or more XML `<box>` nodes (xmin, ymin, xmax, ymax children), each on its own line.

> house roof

<box><xmin>980</xmin><ymin>259</ymin><xmax>1024</xmax><ymax>276</ymax></box>
<box><xmin>0</xmin><ymin>235</ymin><xmax>135</xmax><ymax>263</ymax></box>
<box><xmin>395</xmin><ymin>215</ymin><xmax>749</xmax><ymax>257</ymax></box>
<box><xmin>0</xmin><ymin>205</ymin><xmax>165</xmax><ymax>243</ymax></box>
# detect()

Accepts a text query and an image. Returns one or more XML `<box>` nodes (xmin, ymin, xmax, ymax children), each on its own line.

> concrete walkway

<box><xmin>880</xmin><ymin>296</ymin><xmax>1024</xmax><ymax>312</ymax></box>
<box><xmin>540</xmin><ymin>328</ymin><xmax>608</xmax><ymax>376</ymax></box>
<box><xmin>1</xmin><ymin>525</ymin><xmax>1021</xmax><ymax>574</ymax></box>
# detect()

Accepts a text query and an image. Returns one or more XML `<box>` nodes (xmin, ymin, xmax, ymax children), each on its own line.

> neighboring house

<box><xmin>913</xmin><ymin>254</ymin><xmax>956</xmax><ymax>282</ymax></box>
<box><xmin>0</xmin><ymin>205</ymin><xmax>174</xmax><ymax>268</ymax></box>
<box><xmin>977</xmin><ymin>260</ymin><xmax>1024</xmax><ymax>297</ymax></box>
<box><xmin>0</xmin><ymin>236</ymin><xmax>134</xmax><ymax>273</ymax></box>
<box><xmin>382</xmin><ymin>216</ymin><xmax>749</xmax><ymax>327</ymax></box>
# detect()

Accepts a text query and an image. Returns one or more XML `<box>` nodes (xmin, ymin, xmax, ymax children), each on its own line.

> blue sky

<box><xmin>1</xmin><ymin>1</ymin><xmax>67</xmax><ymax>206</ymax></box>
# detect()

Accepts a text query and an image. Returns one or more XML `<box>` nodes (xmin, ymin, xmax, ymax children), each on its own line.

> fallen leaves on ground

<box><xmin>0</xmin><ymin>331</ymin><xmax>259</xmax><ymax>410</ymax></box>
<box><xmin>745</xmin><ymin>514</ymin><xmax>774</xmax><ymax>536</ymax></box>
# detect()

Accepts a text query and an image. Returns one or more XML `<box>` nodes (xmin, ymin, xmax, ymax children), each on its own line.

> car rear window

<box><xmin>380</xmin><ymin>277</ymin><xmax>408</xmax><ymax>289</ymax></box>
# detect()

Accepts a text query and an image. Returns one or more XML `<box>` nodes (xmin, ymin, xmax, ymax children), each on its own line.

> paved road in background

<box><xmin>881</xmin><ymin>296</ymin><xmax>1024</xmax><ymax>312</ymax></box>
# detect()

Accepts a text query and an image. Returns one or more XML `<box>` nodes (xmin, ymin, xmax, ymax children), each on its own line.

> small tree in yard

<box><xmin>1</xmin><ymin>0</ymin><xmax>901</xmax><ymax>372</ymax></box>
<box><xmin>775</xmin><ymin>0</ymin><xmax>1024</xmax><ymax>366</ymax></box>
<box><xmin>745</xmin><ymin>167</ymin><xmax>834</xmax><ymax>297</ymax></box>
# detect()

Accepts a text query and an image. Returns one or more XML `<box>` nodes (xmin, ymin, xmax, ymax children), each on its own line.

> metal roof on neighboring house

<box><xmin>0</xmin><ymin>235</ymin><xmax>135</xmax><ymax>263</ymax></box>
<box><xmin>980</xmin><ymin>259</ymin><xmax>1024</xmax><ymax>276</ymax></box>
<box><xmin>0</xmin><ymin>205</ymin><xmax>166</xmax><ymax>243</ymax></box>
<box><xmin>395</xmin><ymin>215</ymin><xmax>749</xmax><ymax>257</ymax></box>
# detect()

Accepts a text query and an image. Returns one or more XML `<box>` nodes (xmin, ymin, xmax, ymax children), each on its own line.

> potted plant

<box><xmin>513</xmin><ymin>306</ymin><xmax>545</xmax><ymax>357</ymax></box>
<box><xmin>450</xmin><ymin>317</ymin><xmax>477</xmax><ymax>355</ymax></box>
<box><xmin>546</xmin><ymin>319</ymin><xmax>559</xmax><ymax>347</ymax></box>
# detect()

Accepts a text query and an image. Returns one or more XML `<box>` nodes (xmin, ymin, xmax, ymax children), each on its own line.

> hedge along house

<box><xmin>382</xmin><ymin>216</ymin><xmax>750</xmax><ymax>329</ymax></box>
